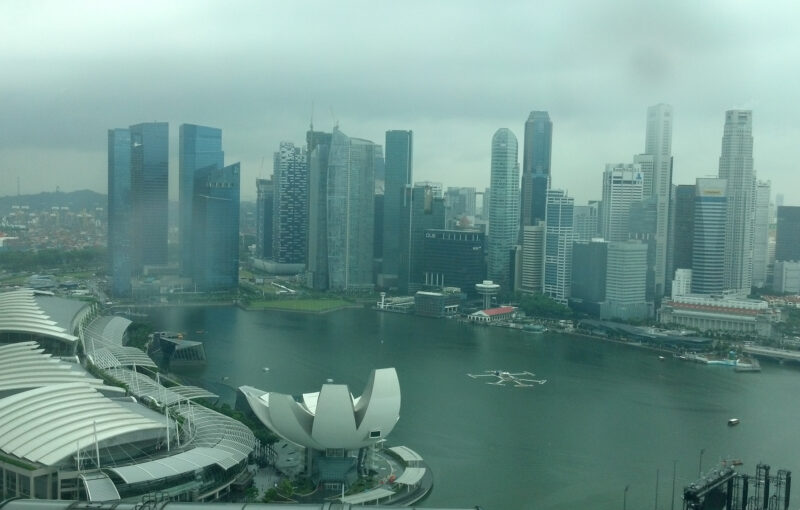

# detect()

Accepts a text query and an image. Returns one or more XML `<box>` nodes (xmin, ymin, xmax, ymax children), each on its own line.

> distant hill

<box><xmin>0</xmin><ymin>190</ymin><xmax>107</xmax><ymax>216</ymax></box>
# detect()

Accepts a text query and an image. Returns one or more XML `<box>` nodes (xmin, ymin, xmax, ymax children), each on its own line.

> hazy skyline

<box><xmin>2</xmin><ymin>0</ymin><xmax>800</xmax><ymax>204</ymax></box>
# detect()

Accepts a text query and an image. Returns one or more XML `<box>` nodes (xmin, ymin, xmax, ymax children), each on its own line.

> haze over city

<box><xmin>2</xmin><ymin>0</ymin><xmax>800</xmax><ymax>204</ymax></box>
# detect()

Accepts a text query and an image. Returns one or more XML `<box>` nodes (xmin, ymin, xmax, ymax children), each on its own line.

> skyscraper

<box><xmin>668</xmin><ymin>184</ymin><xmax>696</xmax><ymax>277</ymax></box>
<box><xmin>179</xmin><ymin>124</ymin><xmax>223</xmax><ymax>276</ymax></box>
<box><xmin>600</xmin><ymin>163</ymin><xmax>643</xmax><ymax>242</ymax></box>
<box><xmin>326</xmin><ymin>128</ymin><xmax>376</xmax><ymax>290</ymax></box>
<box><xmin>640</xmin><ymin>104</ymin><xmax>673</xmax><ymax>299</ymax></box>
<box><xmin>520</xmin><ymin>111</ymin><xmax>552</xmax><ymax>227</ymax></box>
<box><xmin>256</xmin><ymin>177</ymin><xmax>274</xmax><ymax>260</ymax></box>
<box><xmin>398</xmin><ymin>184</ymin><xmax>445</xmax><ymax>293</ymax></box>
<box><xmin>130</xmin><ymin>122</ymin><xmax>169</xmax><ymax>272</ymax></box>
<box><xmin>572</xmin><ymin>202</ymin><xmax>600</xmax><ymax>241</ymax></box>
<box><xmin>520</xmin><ymin>222</ymin><xmax>545</xmax><ymax>293</ymax></box>
<box><xmin>422</xmin><ymin>229</ymin><xmax>486</xmax><ymax>294</ymax></box>
<box><xmin>487</xmin><ymin>128</ymin><xmax>519</xmax><ymax>288</ymax></box>
<box><xmin>273</xmin><ymin>142</ymin><xmax>308</xmax><ymax>265</ymax></box>
<box><xmin>107</xmin><ymin>128</ymin><xmax>132</xmax><ymax>297</ymax></box>
<box><xmin>306</xmin><ymin>129</ymin><xmax>332</xmax><ymax>290</ymax></box>
<box><xmin>718</xmin><ymin>110</ymin><xmax>755</xmax><ymax>293</ymax></box>
<box><xmin>691</xmin><ymin>178</ymin><xmax>727</xmax><ymax>295</ymax></box>
<box><xmin>752</xmin><ymin>180</ymin><xmax>771</xmax><ymax>288</ymax></box>
<box><xmin>604</xmin><ymin>240</ymin><xmax>649</xmax><ymax>320</ymax></box>
<box><xmin>543</xmin><ymin>189</ymin><xmax>574</xmax><ymax>304</ymax></box>
<box><xmin>776</xmin><ymin>206</ymin><xmax>800</xmax><ymax>262</ymax></box>
<box><xmin>382</xmin><ymin>130</ymin><xmax>413</xmax><ymax>281</ymax></box>
<box><xmin>192</xmin><ymin>163</ymin><xmax>240</xmax><ymax>290</ymax></box>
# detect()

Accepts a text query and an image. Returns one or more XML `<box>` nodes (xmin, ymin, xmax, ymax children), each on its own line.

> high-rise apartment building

<box><xmin>691</xmin><ymin>178</ymin><xmax>727</xmax><ymax>295</ymax></box>
<box><xmin>520</xmin><ymin>111</ymin><xmax>552</xmax><ymax>227</ymax></box>
<box><xmin>192</xmin><ymin>163</ymin><xmax>240</xmax><ymax>290</ymax></box>
<box><xmin>752</xmin><ymin>180</ymin><xmax>771</xmax><ymax>288</ymax></box>
<box><xmin>641</xmin><ymin>104</ymin><xmax>673</xmax><ymax>299</ymax></box>
<box><xmin>256</xmin><ymin>178</ymin><xmax>274</xmax><ymax>260</ymax></box>
<box><xmin>718</xmin><ymin>110</ymin><xmax>755</xmax><ymax>293</ymax></box>
<box><xmin>382</xmin><ymin>130</ymin><xmax>413</xmax><ymax>281</ymax></box>
<box><xmin>107</xmin><ymin>128</ymin><xmax>132</xmax><ymax>297</ymax></box>
<box><xmin>543</xmin><ymin>189</ymin><xmax>574</xmax><ymax>304</ymax></box>
<box><xmin>273</xmin><ymin>142</ymin><xmax>308</xmax><ymax>265</ymax></box>
<box><xmin>520</xmin><ymin>222</ymin><xmax>546</xmax><ymax>294</ymax></box>
<box><xmin>130</xmin><ymin>122</ymin><xmax>169</xmax><ymax>272</ymax></box>
<box><xmin>776</xmin><ymin>206</ymin><xmax>800</xmax><ymax>262</ymax></box>
<box><xmin>487</xmin><ymin>128</ymin><xmax>520</xmax><ymax>288</ymax></box>
<box><xmin>600</xmin><ymin>164</ymin><xmax>643</xmax><ymax>242</ymax></box>
<box><xmin>326</xmin><ymin>128</ymin><xmax>376</xmax><ymax>290</ymax></box>
<box><xmin>179</xmin><ymin>124</ymin><xmax>223</xmax><ymax>276</ymax></box>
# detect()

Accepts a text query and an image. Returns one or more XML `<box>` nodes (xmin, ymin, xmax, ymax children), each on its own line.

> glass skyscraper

<box><xmin>256</xmin><ymin>177</ymin><xmax>274</xmax><ymax>260</ymax></box>
<box><xmin>273</xmin><ymin>142</ymin><xmax>308</xmax><ymax>264</ymax></box>
<box><xmin>543</xmin><ymin>189</ymin><xmax>574</xmax><ymax>304</ymax></box>
<box><xmin>326</xmin><ymin>128</ymin><xmax>376</xmax><ymax>290</ymax></box>
<box><xmin>487</xmin><ymin>128</ymin><xmax>519</xmax><ymax>288</ymax></box>
<box><xmin>107</xmin><ymin>128</ymin><xmax>132</xmax><ymax>297</ymax></box>
<box><xmin>179</xmin><ymin>124</ymin><xmax>224</xmax><ymax>276</ymax></box>
<box><xmin>130</xmin><ymin>122</ymin><xmax>169</xmax><ymax>272</ymax></box>
<box><xmin>306</xmin><ymin>133</ymin><xmax>331</xmax><ymax>290</ymax></box>
<box><xmin>521</xmin><ymin>111</ymin><xmax>552</xmax><ymax>227</ymax></box>
<box><xmin>382</xmin><ymin>130</ymin><xmax>413</xmax><ymax>280</ymax></box>
<box><xmin>192</xmin><ymin>163</ymin><xmax>240</xmax><ymax>290</ymax></box>
<box><xmin>691</xmin><ymin>178</ymin><xmax>727</xmax><ymax>295</ymax></box>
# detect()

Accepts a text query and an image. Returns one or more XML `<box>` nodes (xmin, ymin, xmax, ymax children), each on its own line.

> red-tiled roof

<box><xmin>669</xmin><ymin>301</ymin><xmax>761</xmax><ymax>316</ymax></box>
<box><xmin>483</xmin><ymin>306</ymin><xmax>515</xmax><ymax>316</ymax></box>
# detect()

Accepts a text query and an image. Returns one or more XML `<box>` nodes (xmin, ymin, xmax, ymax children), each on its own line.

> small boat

<box><xmin>658</xmin><ymin>355</ymin><xmax>665</xmax><ymax>361</ymax></box>
<box><xmin>262</xmin><ymin>367</ymin><xmax>270</xmax><ymax>372</ymax></box>
<box><xmin>728</xmin><ymin>418</ymin><xmax>740</xmax><ymax>426</ymax></box>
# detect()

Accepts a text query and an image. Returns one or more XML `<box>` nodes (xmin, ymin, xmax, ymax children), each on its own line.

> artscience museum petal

<box><xmin>240</xmin><ymin>368</ymin><xmax>400</xmax><ymax>451</ymax></box>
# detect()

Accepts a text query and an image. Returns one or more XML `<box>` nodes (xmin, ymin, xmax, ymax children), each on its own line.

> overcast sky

<box><xmin>1</xmin><ymin>0</ymin><xmax>799</xmax><ymax>205</ymax></box>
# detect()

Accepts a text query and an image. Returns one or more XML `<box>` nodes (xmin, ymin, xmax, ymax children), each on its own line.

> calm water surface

<box><xmin>146</xmin><ymin>306</ymin><xmax>800</xmax><ymax>510</ymax></box>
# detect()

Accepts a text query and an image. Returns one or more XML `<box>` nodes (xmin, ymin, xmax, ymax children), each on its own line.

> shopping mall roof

<box><xmin>0</xmin><ymin>382</ymin><xmax>164</xmax><ymax>466</ymax></box>
<box><xmin>0</xmin><ymin>341</ymin><xmax>109</xmax><ymax>394</ymax></box>
<box><xmin>0</xmin><ymin>288</ymin><xmax>90</xmax><ymax>344</ymax></box>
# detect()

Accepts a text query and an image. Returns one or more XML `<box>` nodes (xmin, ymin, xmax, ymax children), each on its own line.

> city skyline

<box><xmin>3</xmin><ymin>2</ymin><xmax>800</xmax><ymax>205</ymax></box>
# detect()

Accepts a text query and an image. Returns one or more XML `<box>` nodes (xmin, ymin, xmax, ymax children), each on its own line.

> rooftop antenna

<box><xmin>330</xmin><ymin>106</ymin><xmax>338</xmax><ymax>130</ymax></box>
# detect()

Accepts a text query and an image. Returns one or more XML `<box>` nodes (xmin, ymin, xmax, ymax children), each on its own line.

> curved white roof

<box><xmin>0</xmin><ymin>289</ymin><xmax>82</xmax><ymax>343</ymax></box>
<box><xmin>241</xmin><ymin>367</ymin><xmax>401</xmax><ymax>451</ymax></box>
<box><xmin>0</xmin><ymin>341</ymin><xmax>108</xmax><ymax>393</ymax></box>
<box><xmin>0</xmin><ymin>382</ymin><xmax>164</xmax><ymax>466</ymax></box>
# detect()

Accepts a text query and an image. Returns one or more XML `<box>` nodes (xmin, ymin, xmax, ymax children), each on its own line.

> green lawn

<box><xmin>246</xmin><ymin>298</ymin><xmax>352</xmax><ymax>312</ymax></box>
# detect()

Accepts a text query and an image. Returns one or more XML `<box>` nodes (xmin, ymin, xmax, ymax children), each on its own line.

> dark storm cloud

<box><xmin>2</xmin><ymin>0</ymin><xmax>800</xmax><ymax>203</ymax></box>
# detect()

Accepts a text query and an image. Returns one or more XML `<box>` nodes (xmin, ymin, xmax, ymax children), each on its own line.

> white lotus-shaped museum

<box><xmin>239</xmin><ymin>368</ymin><xmax>400</xmax><ymax>451</ymax></box>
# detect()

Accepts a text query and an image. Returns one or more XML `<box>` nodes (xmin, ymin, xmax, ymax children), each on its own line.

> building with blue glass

<box><xmin>192</xmin><ymin>163</ymin><xmax>240</xmax><ymax>290</ymax></box>
<box><xmin>256</xmin><ymin>177</ymin><xmax>274</xmax><ymax>260</ymax></box>
<box><xmin>130</xmin><ymin>122</ymin><xmax>169</xmax><ymax>273</ymax></box>
<box><xmin>398</xmin><ymin>185</ymin><xmax>445</xmax><ymax>293</ymax></box>
<box><xmin>691</xmin><ymin>178</ymin><xmax>727</xmax><ymax>295</ymax></box>
<box><xmin>306</xmin><ymin>133</ymin><xmax>332</xmax><ymax>290</ymax></box>
<box><xmin>382</xmin><ymin>130</ymin><xmax>413</xmax><ymax>283</ymax></box>
<box><xmin>543</xmin><ymin>189</ymin><xmax>574</xmax><ymax>304</ymax></box>
<box><xmin>179</xmin><ymin>124</ymin><xmax>224</xmax><ymax>277</ymax></box>
<box><xmin>107</xmin><ymin>128</ymin><xmax>132</xmax><ymax>297</ymax></box>
<box><xmin>487</xmin><ymin>128</ymin><xmax>519</xmax><ymax>289</ymax></box>
<box><xmin>273</xmin><ymin>142</ymin><xmax>308</xmax><ymax>265</ymax></box>
<box><xmin>521</xmin><ymin>111</ymin><xmax>552</xmax><ymax>227</ymax></box>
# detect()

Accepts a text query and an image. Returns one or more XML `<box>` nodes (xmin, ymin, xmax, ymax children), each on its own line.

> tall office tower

<box><xmin>179</xmin><ymin>124</ymin><xmax>223</xmax><ymax>276</ymax></box>
<box><xmin>399</xmin><ymin>185</ymin><xmax>445</xmax><ymax>293</ymax></box>
<box><xmin>327</xmin><ymin>128</ymin><xmax>376</xmax><ymax>290</ymax></box>
<box><xmin>641</xmin><ymin>104</ymin><xmax>673</xmax><ymax>299</ymax></box>
<box><xmin>668</xmin><ymin>184</ymin><xmax>696</xmax><ymax>279</ymax></box>
<box><xmin>272</xmin><ymin>142</ymin><xmax>308</xmax><ymax>265</ymax></box>
<box><xmin>572</xmin><ymin>202</ymin><xmax>600</xmax><ymax>241</ymax></box>
<box><xmin>570</xmin><ymin>239</ymin><xmax>608</xmax><ymax>316</ymax></box>
<box><xmin>543</xmin><ymin>189</ymin><xmax>574</xmax><ymax>304</ymax></box>
<box><xmin>382</xmin><ymin>130</ymin><xmax>413</xmax><ymax>281</ymax></box>
<box><xmin>374</xmin><ymin>194</ymin><xmax>384</xmax><ymax>260</ymax></box>
<box><xmin>130</xmin><ymin>122</ymin><xmax>169</xmax><ymax>272</ymax></box>
<box><xmin>374</xmin><ymin>145</ymin><xmax>385</xmax><ymax>193</ymax></box>
<box><xmin>752</xmin><ymin>180</ymin><xmax>771</xmax><ymax>287</ymax></box>
<box><xmin>422</xmin><ymin>229</ymin><xmax>486</xmax><ymax>294</ymax></box>
<box><xmin>107</xmin><ymin>128</ymin><xmax>132</xmax><ymax>297</ymax></box>
<box><xmin>192</xmin><ymin>163</ymin><xmax>240</xmax><ymax>290</ymax></box>
<box><xmin>520</xmin><ymin>222</ymin><xmax>545</xmax><ymax>293</ymax></box>
<box><xmin>600</xmin><ymin>164</ymin><xmax>643</xmax><ymax>242</ymax></box>
<box><xmin>718</xmin><ymin>110</ymin><xmax>755</xmax><ymax>293</ymax></box>
<box><xmin>632</xmin><ymin>154</ymin><xmax>655</xmax><ymax>198</ymax></box>
<box><xmin>691</xmin><ymin>178</ymin><xmax>727</xmax><ymax>295</ymax></box>
<box><xmin>255</xmin><ymin>178</ymin><xmax>274</xmax><ymax>260</ymax></box>
<box><xmin>306</xmin><ymin>135</ymin><xmax>331</xmax><ymax>290</ymax></box>
<box><xmin>520</xmin><ymin>111</ymin><xmax>552</xmax><ymax>226</ymax></box>
<box><xmin>445</xmin><ymin>187</ymin><xmax>477</xmax><ymax>227</ymax></box>
<box><xmin>487</xmin><ymin>128</ymin><xmax>520</xmax><ymax>288</ymax></box>
<box><xmin>604</xmin><ymin>240</ymin><xmax>649</xmax><ymax>320</ymax></box>
<box><xmin>776</xmin><ymin>206</ymin><xmax>800</xmax><ymax>261</ymax></box>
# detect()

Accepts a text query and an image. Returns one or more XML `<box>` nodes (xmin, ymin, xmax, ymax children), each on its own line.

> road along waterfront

<box><xmin>144</xmin><ymin>305</ymin><xmax>800</xmax><ymax>510</ymax></box>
